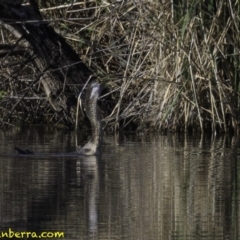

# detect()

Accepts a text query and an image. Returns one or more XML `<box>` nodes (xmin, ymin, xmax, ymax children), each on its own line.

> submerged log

<box><xmin>0</xmin><ymin>0</ymin><xmax>95</xmax><ymax>127</ymax></box>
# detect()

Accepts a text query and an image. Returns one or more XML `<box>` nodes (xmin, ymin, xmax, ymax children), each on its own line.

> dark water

<box><xmin>0</xmin><ymin>127</ymin><xmax>239</xmax><ymax>240</ymax></box>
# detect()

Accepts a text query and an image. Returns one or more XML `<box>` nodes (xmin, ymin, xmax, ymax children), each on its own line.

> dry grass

<box><xmin>1</xmin><ymin>0</ymin><xmax>240</xmax><ymax>132</ymax></box>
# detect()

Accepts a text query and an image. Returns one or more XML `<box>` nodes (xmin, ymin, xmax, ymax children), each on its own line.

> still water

<box><xmin>0</xmin><ymin>127</ymin><xmax>239</xmax><ymax>240</ymax></box>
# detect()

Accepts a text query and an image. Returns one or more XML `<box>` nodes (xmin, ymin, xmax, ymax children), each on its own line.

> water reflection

<box><xmin>0</xmin><ymin>129</ymin><xmax>239</xmax><ymax>240</ymax></box>
<box><xmin>0</xmin><ymin>126</ymin><xmax>100</xmax><ymax>239</ymax></box>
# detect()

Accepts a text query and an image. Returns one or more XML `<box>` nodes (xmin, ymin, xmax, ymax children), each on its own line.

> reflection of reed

<box><xmin>0</xmin><ymin>152</ymin><xmax>100</xmax><ymax>240</ymax></box>
<box><xmin>182</xmin><ymin>135</ymin><xmax>237</xmax><ymax>238</ymax></box>
<box><xmin>0</xmin><ymin>131</ymin><xmax>239</xmax><ymax>239</ymax></box>
<box><xmin>0</xmin><ymin>157</ymin><xmax>64</xmax><ymax>225</ymax></box>
<box><xmin>100</xmin><ymin>134</ymin><xmax>239</xmax><ymax>240</ymax></box>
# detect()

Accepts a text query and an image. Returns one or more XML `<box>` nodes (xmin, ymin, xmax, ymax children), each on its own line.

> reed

<box><xmin>1</xmin><ymin>0</ymin><xmax>239</xmax><ymax>132</ymax></box>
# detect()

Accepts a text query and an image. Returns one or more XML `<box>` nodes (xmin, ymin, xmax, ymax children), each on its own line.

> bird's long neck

<box><xmin>80</xmin><ymin>81</ymin><xmax>102</xmax><ymax>155</ymax></box>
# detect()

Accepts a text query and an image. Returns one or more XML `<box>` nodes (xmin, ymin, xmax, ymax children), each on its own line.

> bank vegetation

<box><xmin>0</xmin><ymin>0</ymin><xmax>239</xmax><ymax>133</ymax></box>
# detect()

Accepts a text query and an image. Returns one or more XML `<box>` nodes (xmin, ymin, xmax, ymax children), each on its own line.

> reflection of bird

<box><xmin>15</xmin><ymin>81</ymin><xmax>103</xmax><ymax>156</ymax></box>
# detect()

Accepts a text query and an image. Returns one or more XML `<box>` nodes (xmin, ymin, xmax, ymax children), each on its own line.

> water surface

<box><xmin>0</xmin><ymin>127</ymin><xmax>239</xmax><ymax>239</ymax></box>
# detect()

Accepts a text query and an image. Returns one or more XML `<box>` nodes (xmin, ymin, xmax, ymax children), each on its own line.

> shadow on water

<box><xmin>0</xmin><ymin>127</ymin><xmax>239</xmax><ymax>239</ymax></box>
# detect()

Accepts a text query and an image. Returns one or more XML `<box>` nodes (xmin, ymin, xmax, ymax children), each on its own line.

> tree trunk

<box><xmin>0</xmin><ymin>0</ymin><xmax>94</xmax><ymax>127</ymax></box>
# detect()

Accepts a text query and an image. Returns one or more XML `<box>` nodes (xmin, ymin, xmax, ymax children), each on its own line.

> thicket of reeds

<box><xmin>1</xmin><ymin>0</ymin><xmax>240</xmax><ymax>132</ymax></box>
